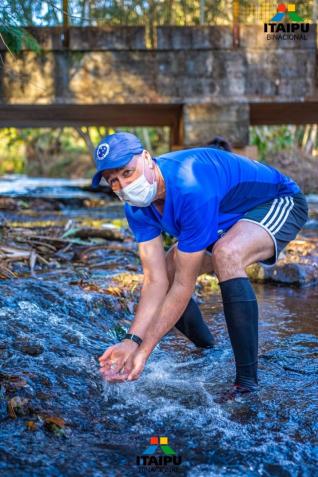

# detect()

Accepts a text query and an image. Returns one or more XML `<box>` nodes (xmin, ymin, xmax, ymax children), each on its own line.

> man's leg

<box><xmin>174</xmin><ymin>296</ymin><xmax>215</xmax><ymax>348</ymax></box>
<box><xmin>211</xmin><ymin>220</ymin><xmax>275</xmax><ymax>392</ymax></box>
<box><xmin>166</xmin><ymin>244</ymin><xmax>215</xmax><ymax>348</ymax></box>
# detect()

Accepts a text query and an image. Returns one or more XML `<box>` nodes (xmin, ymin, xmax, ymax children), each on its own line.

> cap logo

<box><xmin>96</xmin><ymin>143</ymin><xmax>110</xmax><ymax>160</ymax></box>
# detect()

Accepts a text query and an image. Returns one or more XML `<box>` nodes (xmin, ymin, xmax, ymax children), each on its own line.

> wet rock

<box><xmin>36</xmin><ymin>391</ymin><xmax>52</xmax><ymax>401</ymax></box>
<box><xmin>196</xmin><ymin>274</ymin><xmax>219</xmax><ymax>295</ymax></box>
<box><xmin>37</xmin><ymin>376</ymin><xmax>52</xmax><ymax>388</ymax></box>
<box><xmin>0</xmin><ymin>372</ymin><xmax>27</xmax><ymax>393</ymax></box>
<box><xmin>22</xmin><ymin>345</ymin><xmax>44</xmax><ymax>356</ymax></box>
<box><xmin>14</xmin><ymin>340</ymin><xmax>44</xmax><ymax>356</ymax></box>
<box><xmin>247</xmin><ymin>237</ymin><xmax>318</xmax><ymax>286</ymax></box>
<box><xmin>63</xmin><ymin>331</ymin><xmax>82</xmax><ymax>345</ymax></box>
<box><xmin>0</xmin><ymin>198</ymin><xmax>17</xmax><ymax>210</ymax></box>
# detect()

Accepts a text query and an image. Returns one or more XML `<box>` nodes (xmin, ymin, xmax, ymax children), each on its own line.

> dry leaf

<box><xmin>105</xmin><ymin>287</ymin><xmax>122</xmax><ymax>297</ymax></box>
<box><xmin>7</xmin><ymin>397</ymin><xmax>29</xmax><ymax>419</ymax></box>
<box><xmin>43</xmin><ymin>416</ymin><xmax>66</xmax><ymax>433</ymax></box>
<box><xmin>26</xmin><ymin>420</ymin><xmax>37</xmax><ymax>431</ymax></box>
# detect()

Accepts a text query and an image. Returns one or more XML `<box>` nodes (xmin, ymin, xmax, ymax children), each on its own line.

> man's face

<box><xmin>102</xmin><ymin>150</ymin><xmax>152</xmax><ymax>192</ymax></box>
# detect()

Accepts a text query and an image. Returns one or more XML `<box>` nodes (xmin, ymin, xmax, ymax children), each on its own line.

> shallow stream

<box><xmin>0</xmin><ymin>177</ymin><xmax>317</xmax><ymax>476</ymax></box>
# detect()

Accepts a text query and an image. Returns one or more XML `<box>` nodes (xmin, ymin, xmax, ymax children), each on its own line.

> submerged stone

<box><xmin>247</xmin><ymin>237</ymin><xmax>318</xmax><ymax>286</ymax></box>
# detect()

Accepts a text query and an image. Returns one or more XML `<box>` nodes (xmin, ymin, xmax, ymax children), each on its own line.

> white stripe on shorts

<box><xmin>259</xmin><ymin>198</ymin><xmax>279</xmax><ymax>226</ymax></box>
<box><xmin>262</xmin><ymin>197</ymin><xmax>286</xmax><ymax>228</ymax></box>
<box><xmin>270</xmin><ymin>196</ymin><xmax>294</xmax><ymax>235</ymax></box>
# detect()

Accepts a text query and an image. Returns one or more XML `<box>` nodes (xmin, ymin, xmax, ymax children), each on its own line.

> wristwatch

<box><xmin>122</xmin><ymin>333</ymin><xmax>143</xmax><ymax>346</ymax></box>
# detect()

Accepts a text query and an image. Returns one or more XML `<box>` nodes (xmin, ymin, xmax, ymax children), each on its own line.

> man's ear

<box><xmin>144</xmin><ymin>150</ymin><xmax>154</xmax><ymax>168</ymax></box>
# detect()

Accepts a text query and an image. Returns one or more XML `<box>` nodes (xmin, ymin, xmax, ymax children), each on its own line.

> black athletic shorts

<box><xmin>205</xmin><ymin>191</ymin><xmax>309</xmax><ymax>266</ymax></box>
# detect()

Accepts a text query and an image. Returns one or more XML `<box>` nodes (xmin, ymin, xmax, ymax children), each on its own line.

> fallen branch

<box><xmin>12</xmin><ymin>235</ymin><xmax>92</xmax><ymax>246</ymax></box>
<box><xmin>62</xmin><ymin>227</ymin><xmax>125</xmax><ymax>241</ymax></box>
<box><xmin>0</xmin><ymin>246</ymin><xmax>32</xmax><ymax>261</ymax></box>
<box><xmin>0</xmin><ymin>245</ymin><xmax>48</xmax><ymax>277</ymax></box>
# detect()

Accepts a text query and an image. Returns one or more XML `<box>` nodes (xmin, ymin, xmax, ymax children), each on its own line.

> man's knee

<box><xmin>212</xmin><ymin>241</ymin><xmax>243</xmax><ymax>270</ymax></box>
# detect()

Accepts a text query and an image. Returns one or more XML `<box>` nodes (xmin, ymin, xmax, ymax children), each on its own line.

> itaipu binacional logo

<box><xmin>136</xmin><ymin>435</ymin><xmax>182</xmax><ymax>471</ymax></box>
<box><xmin>264</xmin><ymin>3</ymin><xmax>310</xmax><ymax>41</ymax></box>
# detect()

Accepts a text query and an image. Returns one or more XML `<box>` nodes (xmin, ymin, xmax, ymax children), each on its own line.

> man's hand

<box><xmin>124</xmin><ymin>348</ymin><xmax>149</xmax><ymax>381</ymax></box>
<box><xmin>98</xmin><ymin>340</ymin><xmax>138</xmax><ymax>382</ymax></box>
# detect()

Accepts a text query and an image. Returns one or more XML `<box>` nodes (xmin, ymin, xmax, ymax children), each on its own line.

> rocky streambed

<box><xmin>0</xmin><ymin>176</ymin><xmax>317</xmax><ymax>477</ymax></box>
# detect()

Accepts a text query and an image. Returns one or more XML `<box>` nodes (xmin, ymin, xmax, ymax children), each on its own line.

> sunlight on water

<box><xmin>0</xmin><ymin>175</ymin><xmax>90</xmax><ymax>196</ymax></box>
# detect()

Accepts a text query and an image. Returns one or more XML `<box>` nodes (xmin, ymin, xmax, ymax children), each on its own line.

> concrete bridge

<box><xmin>0</xmin><ymin>26</ymin><xmax>317</xmax><ymax>148</ymax></box>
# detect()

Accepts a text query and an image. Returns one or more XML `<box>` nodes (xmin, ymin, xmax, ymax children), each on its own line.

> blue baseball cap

<box><xmin>91</xmin><ymin>132</ymin><xmax>144</xmax><ymax>188</ymax></box>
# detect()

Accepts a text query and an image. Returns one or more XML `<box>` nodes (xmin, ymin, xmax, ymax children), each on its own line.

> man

<box><xmin>93</xmin><ymin>131</ymin><xmax>308</xmax><ymax>394</ymax></box>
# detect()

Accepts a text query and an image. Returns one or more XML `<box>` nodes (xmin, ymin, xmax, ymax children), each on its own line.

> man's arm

<box><xmin>99</xmin><ymin>234</ymin><xmax>171</xmax><ymax>381</ymax></box>
<box><xmin>126</xmin><ymin>234</ymin><xmax>170</xmax><ymax>339</ymax></box>
<box><xmin>137</xmin><ymin>247</ymin><xmax>205</xmax><ymax>357</ymax></box>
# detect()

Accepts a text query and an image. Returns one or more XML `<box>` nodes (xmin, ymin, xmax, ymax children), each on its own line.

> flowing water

<box><xmin>0</xmin><ymin>177</ymin><xmax>317</xmax><ymax>477</ymax></box>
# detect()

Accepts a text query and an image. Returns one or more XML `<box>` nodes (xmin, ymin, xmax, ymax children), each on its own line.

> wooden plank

<box><xmin>0</xmin><ymin>104</ymin><xmax>183</xmax><ymax>146</ymax></box>
<box><xmin>250</xmin><ymin>102</ymin><xmax>318</xmax><ymax>125</ymax></box>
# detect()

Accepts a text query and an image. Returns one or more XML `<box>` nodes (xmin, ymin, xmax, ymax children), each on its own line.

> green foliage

<box><xmin>0</xmin><ymin>25</ymin><xmax>40</xmax><ymax>54</ymax></box>
<box><xmin>119</xmin><ymin>126</ymin><xmax>170</xmax><ymax>156</ymax></box>
<box><xmin>162</xmin><ymin>231</ymin><xmax>177</xmax><ymax>251</ymax></box>
<box><xmin>0</xmin><ymin>128</ymin><xmax>26</xmax><ymax>174</ymax></box>
<box><xmin>1</xmin><ymin>0</ymin><xmax>233</xmax><ymax>32</ymax></box>
<box><xmin>250</xmin><ymin>126</ymin><xmax>295</xmax><ymax>162</ymax></box>
<box><xmin>0</xmin><ymin>126</ymin><xmax>170</xmax><ymax>177</ymax></box>
<box><xmin>0</xmin><ymin>154</ymin><xmax>25</xmax><ymax>175</ymax></box>
<box><xmin>0</xmin><ymin>1</ymin><xmax>43</xmax><ymax>53</ymax></box>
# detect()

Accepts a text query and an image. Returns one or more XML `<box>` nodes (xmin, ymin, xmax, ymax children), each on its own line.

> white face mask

<box><xmin>114</xmin><ymin>156</ymin><xmax>158</xmax><ymax>207</ymax></box>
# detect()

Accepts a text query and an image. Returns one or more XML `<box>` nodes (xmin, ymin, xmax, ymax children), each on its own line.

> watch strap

<box><xmin>122</xmin><ymin>333</ymin><xmax>143</xmax><ymax>346</ymax></box>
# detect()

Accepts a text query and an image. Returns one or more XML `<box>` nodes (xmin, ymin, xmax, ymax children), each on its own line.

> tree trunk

<box><xmin>75</xmin><ymin>127</ymin><xmax>95</xmax><ymax>163</ymax></box>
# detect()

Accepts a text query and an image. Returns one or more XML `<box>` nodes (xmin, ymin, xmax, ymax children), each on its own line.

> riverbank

<box><xmin>1</xmin><ymin>176</ymin><xmax>318</xmax><ymax>287</ymax></box>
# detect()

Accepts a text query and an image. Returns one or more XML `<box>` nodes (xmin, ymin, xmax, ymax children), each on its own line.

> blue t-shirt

<box><xmin>124</xmin><ymin>147</ymin><xmax>300</xmax><ymax>253</ymax></box>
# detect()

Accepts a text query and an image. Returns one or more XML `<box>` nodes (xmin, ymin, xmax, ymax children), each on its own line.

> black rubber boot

<box><xmin>174</xmin><ymin>297</ymin><xmax>215</xmax><ymax>348</ymax></box>
<box><xmin>219</xmin><ymin>277</ymin><xmax>259</xmax><ymax>392</ymax></box>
